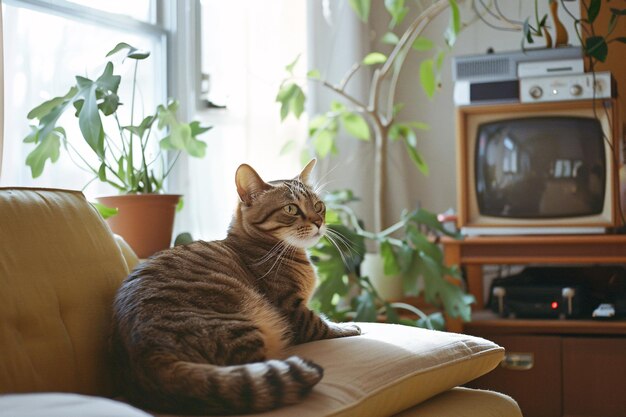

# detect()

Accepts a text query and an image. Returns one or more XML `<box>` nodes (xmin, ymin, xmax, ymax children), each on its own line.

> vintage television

<box><xmin>456</xmin><ymin>99</ymin><xmax>623</xmax><ymax>235</ymax></box>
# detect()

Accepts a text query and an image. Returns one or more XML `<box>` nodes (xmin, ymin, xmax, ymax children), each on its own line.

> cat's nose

<box><xmin>311</xmin><ymin>217</ymin><xmax>323</xmax><ymax>229</ymax></box>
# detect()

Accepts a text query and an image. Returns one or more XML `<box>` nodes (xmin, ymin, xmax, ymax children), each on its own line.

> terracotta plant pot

<box><xmin>97</xmin><ymin>194</ymin><xmax>181</xmax><ymax>259</ymax></box>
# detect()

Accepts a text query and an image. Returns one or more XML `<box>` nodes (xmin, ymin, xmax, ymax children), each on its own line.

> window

<box><xmin>0</xmin><ymin>0</ymin><xmax>166</xmax><ymax>199</ymax></box>
<box><xmin>0</xmin><ymin>0</ymin><xmax>308</xmax><ymax>242</ymax></box>
<box><xmin>172</xmin><ymin>0</ymin><xmax>307</xmax><ymax>240</ymax></box>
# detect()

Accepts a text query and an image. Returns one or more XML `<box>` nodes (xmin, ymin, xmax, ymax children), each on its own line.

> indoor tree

<box><xmin>277</xmin><ymin>0</ymin><xmax>474</xmax><ymax>326</ymax></box>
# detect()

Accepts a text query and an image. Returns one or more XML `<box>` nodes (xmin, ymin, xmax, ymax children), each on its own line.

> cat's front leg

<box><xmin>291</xmin><ymin>305</ymin><xmax>361</xmax><ymax>344</ymax></box>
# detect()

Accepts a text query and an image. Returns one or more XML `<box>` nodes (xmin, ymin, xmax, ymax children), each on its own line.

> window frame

<box><xmin>1</xmin><ymin>0</ymin><xmax>204</xmax><ymax>190</ymax></box>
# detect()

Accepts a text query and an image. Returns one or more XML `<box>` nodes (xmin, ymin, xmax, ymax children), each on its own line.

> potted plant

<box><xmin>311</xmin><ymin>190</ymin><xmax>472</xmax><ymax>329</ymax></box>
<box><xmin>23</xmin><ymin>42</ymin><xmax>211</xmax><ymax>258</ymax></box>
<box><xmin>277</xmin><ymin>0</ymin><xmax>474</xmax><ymax>327</ymax></box>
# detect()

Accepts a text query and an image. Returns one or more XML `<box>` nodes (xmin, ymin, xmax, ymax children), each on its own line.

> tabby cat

<box><xmin>111</xmin><ymin>160</ymin><xmax>361</xmax><ymax>415</ymax></box>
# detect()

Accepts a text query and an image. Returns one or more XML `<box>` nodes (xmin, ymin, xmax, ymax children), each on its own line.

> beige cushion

<box><xmin>272</xmin><ymin>323</ymin><xmax>505</xmax><ymax>417</ymax></box>
<box><xmin>0</xmin><ymin>188</ymin><xmax>130</xmax><ymax>396</ymax></box>
<box><xmin>395</xmin><ymin>387</ymin><xmax>522</xmax><ymax>417</ymax></box>
<box><xmin>0</xmin><ymin>393</ymin><xmax>151</xmax><ymax>417</ymax></box>
<box><xmin>156</xmin><ymin>323</ymin><xmax>505</xmax><ymax>417</ymax></box>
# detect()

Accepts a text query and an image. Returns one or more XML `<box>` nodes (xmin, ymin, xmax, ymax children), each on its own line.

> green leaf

<box><xmin>608</xmin><ymin>14</ymin><xmax>618</xmax><ymax>34</ymax></box>
<box><xmin>435</xmin><ymin>50</ymin><xmax>446</xmax><ymax>71</ymax></box>
<box><xmin>23</xmin><ymin>126</ymin><xmax>38</xmax><ymax>144</ymax></box>
<box><xmin>405</xmin><ymin>139</ymin><xmax>429</xmax><ymax>175</ymax></box>
<box><xmin>25</xmin><ymin>132</ymin><xmax>61</xmax><ymax>178</ymax></box>
<box><xmin>585</xmin><ymin>36</ymin><xmax>608</xmax><ymax>62</ymax></box>
<box><xmin>313</xmin><ymin>130</ymin><xmax>334</xmax><ymax>158</ymax></box>
<box><xmin>157</xmin><ymin>100</ymin><xmax>208</xmax><ymax>158</ymax></box>
<box><xmin>124</xmin><ymin>115</ymin><xmax>156</xmax><ymax>139</ymax></box>
<box><xmin>323</xmin><ymin>189</ymin><xmax>359</xmax><ymax>205</ymax></box>
<box><xmin>95</xmin><ymin>62</ymin><xmax>121</xmax><ymax>92</ymax></box>
<box><xmin>587</xmin><ymin>0</ymin><xmax>601</xmax><ymax>23</ymax></box>
<box><xmin>117</xmin><ymin>156</ymin><xmax>126</xmax><ymax>181</ymax></box>
<box><xmin>276</xmin><ymin>83</ymin><xmax>305</xmax><ymax>120</ymax></box>
<box><xmin>523</xmin><ymin>17</ymin><xmax>534</xmax><ymax>45</ymax></box>
<box><xmin>98</xmin><ymin>163</ymin><xmax>107</xmax><ymax>182</ymax></box>
<box><xmin>330</xmin><ymin>100</ymin><xmax>346</xmax><ymax>113</ymax></box>
<box><xmin>380</xmin><ymin>240</ymin><xmax>401</xmax><ymax>275</ymax></box>
<box><xmin>407</xmin><ymin>121</ymin><xmax>430</xmax><ymax>131</ymax></box>
<box><xmin>91</xmin><ymin>202</ymin><xmax>119</xmax><ymax>219</ymax></box>
<box><xmin>78</xmin><ymin>83</ymin><xmax>105</xmax><ymax>157</ymax></box>
<box><xmin>385</xmin><ymin>0</ymin><xmax>408</xmax><ymax>28</ymax></box>
<box><xmin>392</xmin><ymin>103</ymin><xmax>405</xmax><ymax>117</ymax></box>
<box><xmin>176</xmin><ymin>196</ymin><xmax>184</xmax><ymax>212</ymax></box>
<box><xmin>27</xmin><ymin>87</ymin><xmax>78</xmax><ymax>120</ymax></box>
<box><xmin>445</xmin><ymin>0</ymin><xmax>461</xmax><ymax>47</ymax></box>
<box><xmin>285</xmin><ymin>54</ymin><xmax>301</xmax><ymax>74</ymax></box>
<box><xmin>309</xmin><ymin>114</ymin><xmax>328</xmax><ymax>135</ymax></box>
<box><xmin>348</xmin><ymin>0</ymin><xmax>371</xmax><ymax>22</ymax></box>
<box><xmin>25</xmin><ymin>88</ymin><xmax>77</xmax><ymax>153</ymax></box>
<box><xmin>381</xmin><ymin>32</ymin><xmax>400</xmax><ymax>45</ymax></box>
<box><xmin>416</xmin><ymin>312</ymin><xmax>445</xmax><ymax>330</ymax></box>
<box><xmin>610</xmin><ymin>8</ymin><xmax>626</xmax><ymax>16</ymax></box>
<box><xmin>384</xmin><ymin>302</ymin><xmax>402</xmax><ymax>324</ymax></box>
<box><xmin>615</xmin><ymin>37</ymin><xmax>626</xmax><ymax>44</ymax></box>
<box><xmin>106</xmin><ymin>42</ymin><xmax>150</xmax><ymax>60</ymax></box>
<box><xmin>307</xmin><ymin>69</ymin><xmax>322</xmax><ymax>80</ymax></box>
<box><xmin>354</xmin><ymin>291</ymin><xmax>378</xmax><ymax>322</ymax></box>
<box><xmin>362</xmin><ymin>52</ymin><xmax>388</xmax><ymax>65</ymax></box>
<box><xmin>412</xmin><ymin>36</ymin><xmax>434</xmax><ymax>51</ymax></box>
<box><xmin>174</xmin><ymin>232</ymin><xmax>193</xmax><ymax>246</ymax></box>
<box><xmin>99</xmin><ymin>93</ymin><xmax>119</xmax><ymax>116</ymax></box>
<box><xmin>341</xmin><ymin>112</ymin><xmax>370</xmax><ymax>140</ymax></box>
<box><xmin>419</xmin><ymin>59</ymin><xmax>436</xmax><ymax>98</ymax></box>
<box><xmin>189</xmin><ymin>120</ymin><xmax>213</xmax><ymax>137</ymax></box>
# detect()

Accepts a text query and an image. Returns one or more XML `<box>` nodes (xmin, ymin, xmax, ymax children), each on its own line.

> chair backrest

<box><xmin>0</xmin><ymin>188</ymin><xmax>130</xmax><ymax>396</ymax></box>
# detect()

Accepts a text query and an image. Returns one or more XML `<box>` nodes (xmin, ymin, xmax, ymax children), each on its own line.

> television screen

<box><xmin>475</xmin><ymin>117</ymin><xmax>605</xmax><ymax>219</ymax></box>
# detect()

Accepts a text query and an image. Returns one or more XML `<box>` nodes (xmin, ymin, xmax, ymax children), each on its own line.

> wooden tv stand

<box><xmin>441</xmin><ymin>234</ymin><xmax>626</xmax><ymax>417</ymax></box>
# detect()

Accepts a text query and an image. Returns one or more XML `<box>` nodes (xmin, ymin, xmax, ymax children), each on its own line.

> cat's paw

<box><xmin>330</xmin><ymin>322</ymin><xmax>361</xmax><ymax>338</ymax></box>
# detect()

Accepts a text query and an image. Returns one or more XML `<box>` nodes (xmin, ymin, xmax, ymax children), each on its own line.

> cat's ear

<box><xmin>236</xmin><ymin>164</ymin><xmax>273</xmax><ymax>205</ymax></box>
<box><xmin>296</xmin><ymin>159</ymin><xmax>317</xmax><ymax>184</ymax></box>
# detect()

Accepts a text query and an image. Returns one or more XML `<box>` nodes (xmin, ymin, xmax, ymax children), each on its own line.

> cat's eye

<box><xmin>314</xmin><ymin>201</ymin><xmax>325</xmax><ymax>213</ymax></box>
<box><xmin>283</xmin><ymin>204</ymin><xmax>299</xmax><ymax>215</ymax></box>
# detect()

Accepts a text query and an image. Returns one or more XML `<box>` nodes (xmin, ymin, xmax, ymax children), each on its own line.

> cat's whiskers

<box><xmin>273</xmin><ymin>243</ymin><xmax>298</xmax><ymax>279</ymax></box>
<box><xmin>257</xmin><ymin>242</ymin><xmax>292</xmax><ymax>280</ymax></box>
<box><xmin>252</xmin><ymin>240</ymin><xmax>287</xmax><ymax>267</ymax></box>
<box><xmin>324</xmin><ymin>229</ymin><xmax>359</xmax><ymax>269</ymax></box>
<box><xmin>311</xmin><ymin>163</ymin><xmax>338</xmax><ymax>193</ymax></box>
<box><xmin>325</xmin><ymin>228</ymin><xmax>359</xmax><ymax>257</ymax></box>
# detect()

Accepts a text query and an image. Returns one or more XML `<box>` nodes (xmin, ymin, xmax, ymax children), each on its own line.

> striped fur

<box><xmin>111</xmin><ymin>161</ymin><xmax>360</xmax><ymax>415</ymax></box>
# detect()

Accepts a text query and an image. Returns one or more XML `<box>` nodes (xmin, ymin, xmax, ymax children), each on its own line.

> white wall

<box><xmin>372</xmin><ymin>0</ymin><xmax>581</xmax><ymax>214</ymax></box>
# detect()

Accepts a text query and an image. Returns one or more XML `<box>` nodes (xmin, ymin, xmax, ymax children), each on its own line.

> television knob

<box><xmin>570</xmin><ymin>84</ymin><xmax>583</xmax><ymax>96</ymax></box>
<box><xmin>529</xmin><ymin>86</ymin><xmax>543</xmax><ymax>99</ymax></box>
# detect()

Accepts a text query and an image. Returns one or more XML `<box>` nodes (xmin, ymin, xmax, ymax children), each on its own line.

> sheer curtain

<box><xmin>0</xmin><ymin>4</ymin><xmax>3</xmax><ymax>174</ymax></box>
<box><xmin>172</xmin><ymin>0</ymin><xmax>307</xmax><ymax>241</ymax></box>
<box><xmin>305</xmin><ymin>0</ymin><xmax>376</xmax><ymax>227</ymax></box>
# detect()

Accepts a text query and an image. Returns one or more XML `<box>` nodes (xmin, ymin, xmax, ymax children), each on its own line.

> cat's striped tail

<box><xmin>135</xmin><ymin>355</ymin><xmax>324</xmax><ymax>415</ymax></box>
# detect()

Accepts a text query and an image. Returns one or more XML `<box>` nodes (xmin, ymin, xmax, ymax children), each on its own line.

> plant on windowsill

<box><xmin>276</xmin><ymin>0</ymin><xmax>475</xmax><ymax>328</ymax></box>
<box><xmin>23</xmin><ymin>42</ymin><xmax>211</xmax><ymax>258</ymax></box>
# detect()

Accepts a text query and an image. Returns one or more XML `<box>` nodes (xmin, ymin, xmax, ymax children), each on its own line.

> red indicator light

<box><xmin>551</xmin><ymin>301</ymin><xmax>559</xmax><ymax>310</ymax></box>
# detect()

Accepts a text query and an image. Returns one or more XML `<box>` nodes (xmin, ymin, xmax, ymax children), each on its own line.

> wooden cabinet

<box><xmin>468</xmin><ymin>335</ymin><xmax>562</xmax><ymax>416</ymax></box>
<box><xmin>562</xmin><ymin>338</ymin><xmax>626</xmax><ymax>417</ymax></box>
<box><xmin>442</xmin><ymin>235</ymin><xmax>626</xmax><ymax>417</ymax></box>
<box><xmin>466</xmin><ymin>329</ymin><xmax>626</xmax><ymax>417</ymax></box>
